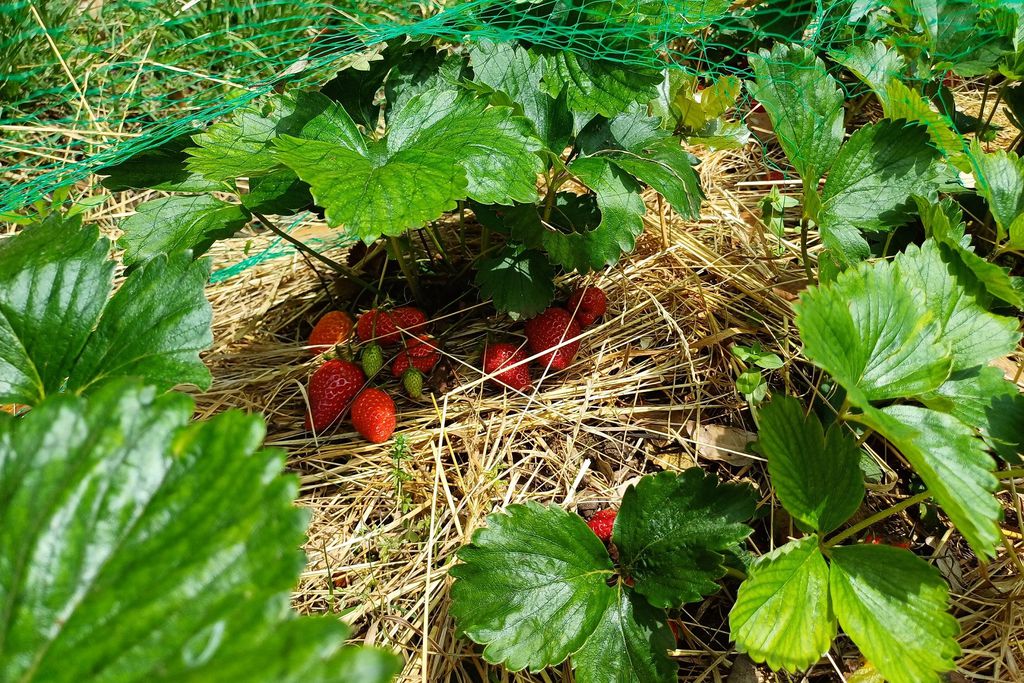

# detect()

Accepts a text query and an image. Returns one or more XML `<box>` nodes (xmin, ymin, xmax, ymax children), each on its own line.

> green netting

<box><xmin>0</xmin><ymin>0</ymin><xmax>1020</xmax><ymax>222</ymax></box>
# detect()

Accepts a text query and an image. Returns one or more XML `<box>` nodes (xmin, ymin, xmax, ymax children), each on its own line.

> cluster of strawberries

<box><xmin>481</xmin><ymin>286</ymin><xmax>607</xmax><ymax>392</ymax></box>
<box><xmin>302</xmin><ymin>285</ymin><xmax>607</xmax><ymax>444</ymax></box>
<box><xmin>304</xmin><ymin>306</ymin><xmax>438</xmax><ymax>443</ymax></box>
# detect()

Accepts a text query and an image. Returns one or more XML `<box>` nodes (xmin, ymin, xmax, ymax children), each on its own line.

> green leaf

<box><xmin>794</xmin><ymin>258</ymin><xmax>951</xmax><ymax>406</ymax></box>
<box><xmin>469</xmin><ymin>41</ymin><xmax>573</xmax><ymax>152</ymax></box>
<box><xmin>916</xmin><ymin>196</ymin><xmax>1023</xmax><ymax>309</ymax></box>
<box><xmin>818</xmin><ymin>120</ymin><xmax>947</xmax><ymax>262</ymax></box>
<box><xmin>833</xmin><ymin>41</ymin><xmax>906</xmax><ymax>101</ymax></box>
<box><xmin>572</xmin><ymin>586</ymin><xmax>676</xmax><ymax>683</ymax></box>
<box><xmin>241</xmin><ymin>171</ymin><xmax>312</xmax><ymax>216</ymax></box>
<box><xmin>0</xmin><ymin>215</ymin><xmax>112</xmax><ymax>405</ymax></box>
<box><xmin>921</xmin><ymin>365</ymin><xmax>1024</xmax><ymax>463</ymax></box>
<box><xmin>855</xmin><ymin>404</ymin><xmax>1000</xmax><ymax>558</ymax></box>
<box><xmin>549</xmin><ymin>157</ymin><xmax>646</xmax><ymax>271</ymax></box>
<box><xmin>970</xmin><ymin>142</ymin><xmax>1024</xmax><ymax>247</ymax></box>
<box><xmin>449</xmin><ymin>502</ymin><xmax>615</xmax><ymax>672</ymax></box>
<box><xmin>736</xmin><ymin>368</ymin><xmax>763</xmax><ymax>396</ymax></box>
<box><xmin>894</xmin><ymin>240</ymin><xmax>1020</xmax><ymax>369</ymax></box>
<box><xmin>187</xmin><ymin>92</ymin><xmax>343</xmax><ymax>182</ymax></box>
<box><xmin>0</xmin><ymin>381</ymin><xmax>401</xmax><ymax>682</ymax></box>
<box><xmin>0</xmin><ymin>218</ymin><xmax>212</xmax><ymax>406</ymax></box>
<box><xmin>98</xmin><ymin>134</ymin><xmax>224</xmax><ymax>192</ymax></box>
<box><xmin>746</xmin><ymin>43</ymin><xmax>845</xmax><ymax>185</ymax></box>
<box><xmin>539</xmin><ymin>50</ymin><xmax>661</xmax><ymax>118</ymax></box>
<box><xmin>730</xmin><ymin>537</ymin><xmax>834</xmax><ymax>672</ymax></box>
<box><xmin>119</xmin><ymin>195</ymin><xmax>250</xmax><ymax>266</ymax></box>
<box><xmin>614</xmin><ymin>469</ymin><xmax>755</xmax><ymax>608</ymax></box>
<box><xmin>757</xmin><ymin>396</ymin><xmax>864</xmax><ymax>533</ymax></box>
<box><xmin>66</xmin><ymin>253</ymin><xmax>214</xmax><ymax>396</ymax></box>
<box><xmin>609</xmin><ymin>138</ymin><xmax>703</xmax><ymax>220</ymax></box>
<box><xmin>882</xmin><ymin>81</ymin><xmax>966</xmax><ymax>168</ymax></box>
<box><xmin>475</xmin><ymin>245</ymin><xmax>555</xmax><ymax>317</ymax></box>
<box><xmin>830</xmin><ymin>544</ymin><xmax>960</xmax><ymax>683</ymax></box>
<box><xmin>274</xmin><ymin>89</ymin><xmax>543</xmax><ymax>240</ymax></box>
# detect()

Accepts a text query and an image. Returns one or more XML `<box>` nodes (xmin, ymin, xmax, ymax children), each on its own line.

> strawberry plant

<box><xmin>450</xmin><ymin>469</ymin><xmax>756</xmax><ymax>681</ymax></box>
<box><xmin>0</xmin><ymin>380</ymin><xmax>400</xmax><ymax>682</ymax></box>
<box><xmin>0</xmin><ymin>213</ymin><xmax>213</xmax><ymax>406</ymax></box>
<box><xmin>729</xmin><ymin>232</ymin><xmax>1023</xmax><ymax>682</ymax></box>
<box><xmin>748</xmin><ymin>43</ymin><xmax>955</xmax><ymax>266</ymax></box>
<box><xmin>0</xmin><ymin>213</ymin><xmax>401</xmax><ymax>680</ymax></box>
<box><xmin>97</xmin><ymin>38</ymin><xmax>708</xmax><ymax>317</ymax></box>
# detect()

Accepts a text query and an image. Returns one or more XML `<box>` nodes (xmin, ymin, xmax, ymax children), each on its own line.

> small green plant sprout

<box><xmin>450</xmin><ymin>470</ymin><xmax>756</xmax><ymax>682</ymax></box>
<box><xmin>731</xmin><ymin>343</ymin><xmax>784</xmax><ymax>405</ymax></box>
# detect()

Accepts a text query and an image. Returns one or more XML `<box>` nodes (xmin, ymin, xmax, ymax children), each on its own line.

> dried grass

<box><xmin>185</xmin><ymin>134</ymin><xmax>1024</xmax><ymax>681</ymax></box>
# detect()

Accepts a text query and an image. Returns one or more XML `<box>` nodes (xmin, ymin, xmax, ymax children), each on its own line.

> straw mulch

<box><xmin>181</xmin><ymin>137</ymin><xmax>1024</xmax><ymax>682</ymax></box>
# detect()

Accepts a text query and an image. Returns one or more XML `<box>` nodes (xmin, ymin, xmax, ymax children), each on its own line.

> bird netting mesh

<box><xmin>0</xmin><ymin>0</ymin><xmax>1018</xmax><ymax>249</ymax></box>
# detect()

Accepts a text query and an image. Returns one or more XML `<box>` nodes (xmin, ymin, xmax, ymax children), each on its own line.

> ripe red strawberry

<box><xmin>356</xmin><ymin>307</ymin><xmax>428</xmax><ymax>346</ymax></box>
<box><xmin>350</xmin><ymin>388</ymin><xmax>397</xmax><ymax>443</ymax></box>
<box><xmin>391</xmin><ymin>335</ymin><xmax>441</xmax><ymax>377</ymax></box>
<box><xmin>304</xmin><ymin>359</ymin><xmax>365</xmax><ymax>432</ymax></box>
<box><xmin>308</xmin><ymin>311</ymin><xmax>354</xmax><ymax>354</ymax></box>
<box><xmin>482</xmin><ymin>342</ymin><xmax>532</xmax><ymax>391</ymax></box>
<box><xmin>567</xmin><ymin>286</ymin><xmax>607</xmax><ymax>327</ymax></box>
<box><xmin>524</xmin><ymin>307</ymin><xmax>581</xmax><ymax>371</ymax></box>
<box><xmin>587</xmin><ymin>508</ymin><xmax>617</xmax><ymax>542</ymax></box>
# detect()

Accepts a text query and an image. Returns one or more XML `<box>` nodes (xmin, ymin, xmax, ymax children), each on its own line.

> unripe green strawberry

<box><xmin>361</xmin><ymin>343</ymin><xmax>384</xmax><ymax>377</ymax></box>
<box><xmin>402</xmin><ymin>367</ymin><xmax>424</xmax><ymax>399</ymax></box>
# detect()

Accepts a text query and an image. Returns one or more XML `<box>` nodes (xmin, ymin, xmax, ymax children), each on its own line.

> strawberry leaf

<box><xmin>757</xmin><ymin>396</ymin><xmax>864</xmax><ymax>534</ymax></box>
<box><xmin>730</xmin><ymin>537</ymin><xmax>834</xmax><ymax>672</ymax></box>
<box><xmin>450</xmin><ymin>502</ymin><xmax>615</xmax><ymax>672</ymax></box>
<box><xmin>833</xmin><ymin>41</ymin><xmax>905</xmax><ymax>99</ymax></box>
<box><xmin>65</xmin><ymin>252</ymin><xmax>214</xmax><ymax>396</ymax></box>
<box><xmin>614</xmin><ymin>469</ymin><xmax>756</xmax><ymax>608</ymax></box>
<box><xmin>855</xmin><ymin>404</ymin><xmax>1000</xmax><ymax>558</ymax></box>
<box><xmin>609</xmin><ymin>137</ymin><xmax>703</xmax><ymax>220</ymax></box>
<box><xmin>0</xmin><ymin>216</ymin><xmax>212</xmax><ymax>406</ymax></box>
<box><xmin>746</xmin><ymin>43</ymin><xmax>844</xmax><ymax>185</ymax></box>
<box><xmin>795</xmin><ymin>258</ymin><xmax>951</xmax><ymax>405</ymax></box>
<box><xmin>469</xmin><ymin>41</ymin><xmax>573</xmax><ymax>153</ymax></box>
<box><xmin>549</xmin><ymin>157</ymin><xmax>646</xmax><ymax>271</ymax></box>
<box><xmin>0</xmin><ymin>381</ymin><xmax>400</xmax><ymax>682</ymax></box>
<box><xmin>894</xmin><ymin>240</ymin><xmax>1020</xmax><ymax>370</ymax></box>
<box><xmin>119</xmin><ymin>194</ymin><xmax>250</xmax><ymax>266</ymax></box>
<box><xmin>98</xmin><ymin>134</ymin><xmax>223</xmax><ymax>192</ymax></box>
<box><xmin>817</xmin><ymin>120</ymin><xmax>948</xmax><ymax>263</ymax></box>
<box><xmin>187</xmin><ymin>92</ymin><xmax>344</xmax><ymax>182</ymax></box>
<box><xmin>475</xmin><ymin>244</ymin><xmax>555</xmax><ymax>317</ymax></box>
<box><xmin>921</xmin><ymin>366</ymin><xmax>1024</xmax><ymax>463</ymax></box>
<box><xmin>970</xmin><ymin>142</ymin><xmax>1024</xmax><ymax>247</ymax></box>
<box><xmin>881</xmin><ymin>81</ymin><xmax>967</xmax><ymax>169</ymax></box>
<box><xmin>916</xmin><ymin>197</ymin><xmax>1023</xmax><ymax>309</ymax></box>
<box><xmin>274</xmin><ymin>89</ymin><xmax>543</xmax><ymax>241</ymax></box>
<box><xmin>829</xmin><ymin>544</ymin><xmax>960</xmax><ymax>683</ymax></box>
<box><xmin>572</xmin><ymin>586</ymin><xmax>676</xmax><ymax>683</ymax></box>
<box><xmin>241</xmin><ymin>171</ymin><xmax>312</xmax><ymax>216</ymax></box>
<box><xmin>539</xmin><ymin>50</ymin><xmax>661</xmax><ymax>119</ymax></box>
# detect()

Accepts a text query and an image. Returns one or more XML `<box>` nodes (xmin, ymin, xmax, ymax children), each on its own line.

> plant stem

<box><xmin>800</xmin><ymin>216</ymin><xmax>814</xmax><ymax>283</ymax></box>
<box><xmin>976</xmin><ymin>77</ymin><xmax>992</xmax><ymax>135</ymax></box>
<box><xmin>980</xmin><ymin>83</ymin><xmax>1006</xmax><ymax>140</ymax></box>
<box><xmin>252</xmin><ymin>211</ymin><xmax>376</xmax><ymax>293</ymax></box>
<box><xmin>823</xmin><ymin>490</ymin><xmax>932</xmax><ymax>548</ymax></box>
<box><xmin>723</xmin><ymin>566</ymin><xmax>747</xmax><ymax>581</ymax></box>
<box><xmin>388</xmin><ymin>236</ymin><xmax>423</xmax><ymax>301</ymax></box>
<box><xmin>998</xmin><ymin>468</ymin><xmax>1024</xmax><ymax>480</ymax></box>
<box><xmin>542</xmin><ymin>170</ymin><xmax>567</xmax><ymax>224</ymax></box>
